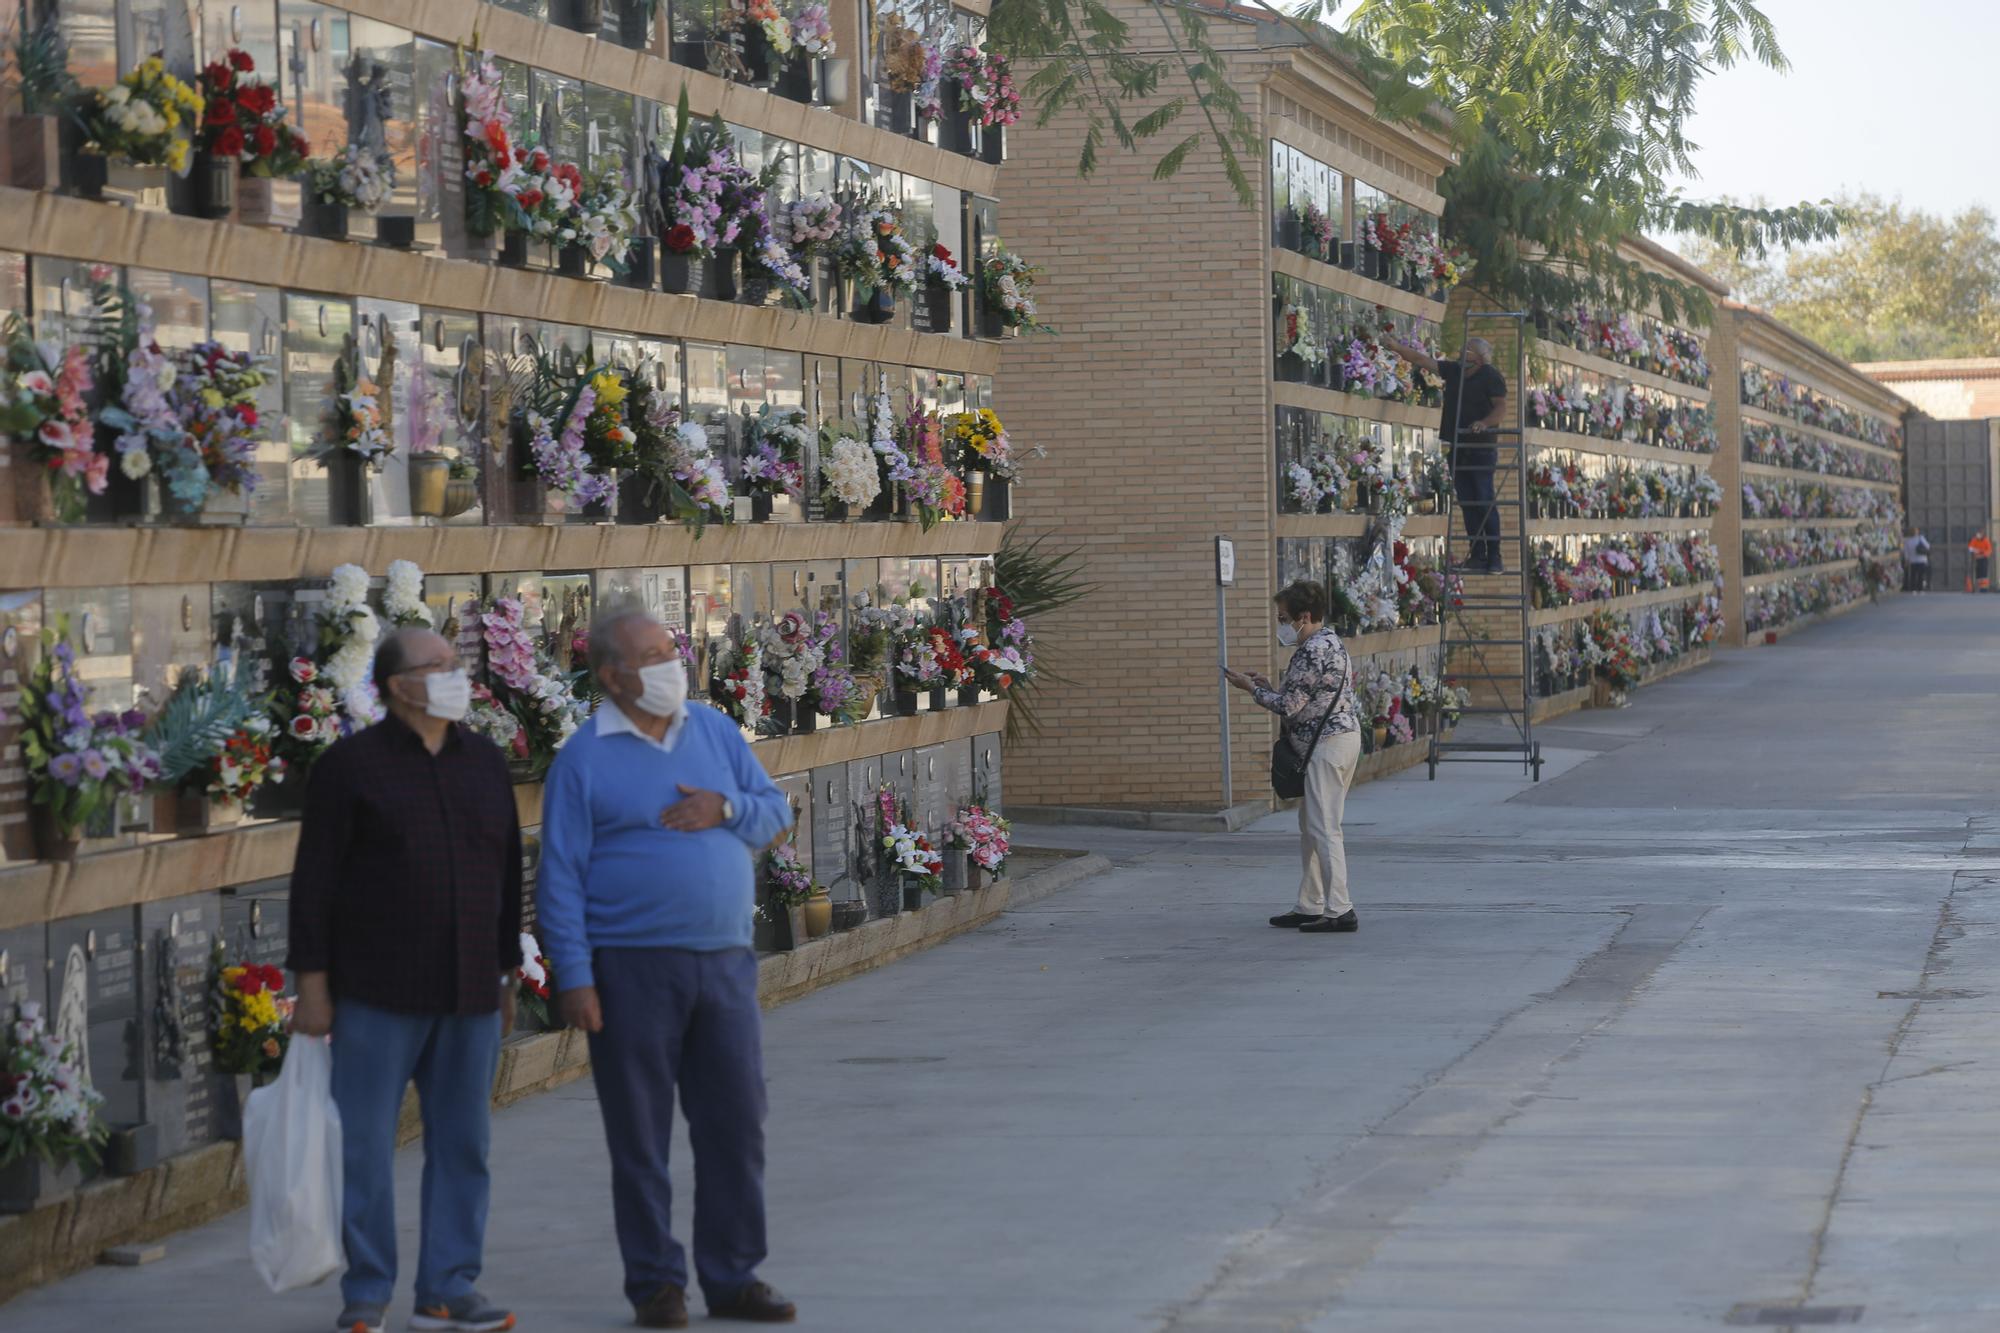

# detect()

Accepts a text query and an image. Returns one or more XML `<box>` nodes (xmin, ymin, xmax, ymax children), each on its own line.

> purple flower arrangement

<box><xmin>17</xmin><ymin>627</ymin><xmax>162</xmax><ymax>840</ymax></box>
<box><xmin>527</xmin><ymin>387</ymin><xmax>615</xmax><ymax>510</ymax></box>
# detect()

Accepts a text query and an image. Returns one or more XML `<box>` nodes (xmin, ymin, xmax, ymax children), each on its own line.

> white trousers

<box><xmin>1295</xmin><ymin>729</ymin><xmax>1362</xmax><ymax>917</ymax></box>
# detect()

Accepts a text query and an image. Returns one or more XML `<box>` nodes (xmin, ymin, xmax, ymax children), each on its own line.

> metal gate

<box><xmin>1905</xmin><ymin>418</ymin><xmax>2000</xmax><ymax>592</ymax></box>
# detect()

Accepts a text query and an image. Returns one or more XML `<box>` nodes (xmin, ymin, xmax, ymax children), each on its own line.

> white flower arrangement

<box><xmin>823</xmin><ymin>434</ymin><xmax>882</xmax><ymax>507</ymax></box>
<box><xmin>384</xmin><ymin>559</ymin><xmax>431</xmax><ymax>629</ymax></box>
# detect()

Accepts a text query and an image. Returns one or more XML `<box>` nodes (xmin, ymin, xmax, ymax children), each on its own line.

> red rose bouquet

<box><xmin>199</xmin><ymin>49</ymin><xmax>309</xmax><ymax>177</ymax></box>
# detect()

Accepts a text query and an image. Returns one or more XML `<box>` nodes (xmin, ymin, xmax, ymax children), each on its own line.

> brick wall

<box><xmin>997</xmin><ymin>37</ymin><xmax>1296</xmax><ymax>808</ymax></box>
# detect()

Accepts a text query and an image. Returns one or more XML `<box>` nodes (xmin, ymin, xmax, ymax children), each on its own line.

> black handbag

<box><xmin>1270</xmin><ymin>683</ymin><xmax>1343</xmax><ymax>799</ymax></box>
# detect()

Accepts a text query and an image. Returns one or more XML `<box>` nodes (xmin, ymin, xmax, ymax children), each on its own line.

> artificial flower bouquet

<box><xmin>198</xmin><ymin>49</ymin><xmax>309</xmax><ymax>176</ymax></box>
<box><xmin>302</xmin><ymin>143</ymin><xmax>396</xmax><ymax>211</ymax></box>
<box><xmin>978</xmin><ymin>246</ymin><xmax>1050</xmax><ymax>333</ymax></box>
<box><xmin>76</xmin><ymin>55</ymin><xmax>203</xmax><ymax>173</ymax></box>
<box><xmin>478</xmin><ymin>597</ymin><xmax>586</xmax><ymax>776</ymax></box>
<box><xmin>630</xmin><ymin>389</ymin><xmax>731</xmax><ymax>531</ymax></box>
<box><xmin>516</xmin><ymin>932</ymin><xmax>556</xmax><ymax>1030</ymax></box>
<box><xmin>710</xmin><ymin>634</ymin><xmax>769</xmax><ymax>730</ymax></box>
<box><xmin>0</xmin><ymin>314</ymin><xmax>101</xmax><ymax>519</ymax></box>
<box><xmin>211</xmin><ymin>951</ymin><xmax>289</xmax><ymax>1079</ymax></box>
<box><xmin>742</xmin><ymin>406</ymin><xmax>810</xmax><ymax>500</ymax></box>
<box><xmin>834</xmin><ymin>194</ymin><xmax>919</xmax><ymax>302</ymax></box>
<box><xmin>0</xmin><ymin>1002</ymin><xmax>106</xmax><ymax>1172</ymax></box>
<box><xmin>267</xmin><ymin>562</ymin><xmax>383</xmax><ymax>776</ymax></box>
<box><xmin>942</xmin><ymin>45</ymin><xmax>1020</xmax><ymax>127</ymax></box>
<box><xmin>760</xmin><ymin>841</ymin><xmax>815</xmax><ymax>924</ymax></box>
<box><xmin>893</xmin><ymin>622</ymin><xmax>969</xmax><ymax>695</ymax></box>
<box><xmin>949</xmin><ymin>804</ymin><xmax>1011</xmax><ymax>877</ymax></box>
<box><xmin>879</xmin><ymin>786</ymin><xmax>942</xmax><ymax>900</ymax></box>
<box><xmin>819</xmin><ymin>417</ymin><xmax>882</xmax><ymax>512</ymax></box>
<box><xmin>18</xmin><ymin>624</ymin><xmax>162</xmax><ymax>846</ymax></box>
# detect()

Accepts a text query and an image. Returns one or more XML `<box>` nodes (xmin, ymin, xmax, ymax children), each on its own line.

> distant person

<box><xmin>1970</xmin><ymin>531</ymin><xmax>1992</xmax><ymax>593</ymax></box>
<box><xmin>1390</xmin><ymin>335</ymin><xmax>1509</xmax><ymax>573</ymax></box>
<box><xmin>1903</xmin><ymin>530</ymin><xmax>1930</xmax><ymax>593</ymax></box>
<box><xmin>1224</xmin><ymin>580</ymin><xmax>1362</xmax><ymax>934</ymax></box>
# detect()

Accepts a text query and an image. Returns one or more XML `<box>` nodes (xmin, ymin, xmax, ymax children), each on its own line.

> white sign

<box><xmin>1215</xmin><ymin>537</ymin><xmax>1236</xmax><ymax>587</ymax></box>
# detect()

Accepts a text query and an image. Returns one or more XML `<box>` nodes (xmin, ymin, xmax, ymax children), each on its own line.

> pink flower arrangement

<box><xmin>948</xmin><ymin>804</ymin><xmax>1011</xmax><ymax>875</ymax></box>
<box><xmin>480</xmin><ymin>598</ymin><xmax>539</xmax><ymax>693</ymax></box>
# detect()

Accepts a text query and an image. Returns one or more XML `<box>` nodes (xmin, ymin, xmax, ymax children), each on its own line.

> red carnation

<box><xmin>228</xmin><ymin>48</ymin><xmax>255</xmax><ymax>71</ymax></box>
<box><xmin>203</xmin><ymin>62</ymin><xmax>233</xmax><ymax>93</ymax></box>
<box><xmin>205</xmin><ymin>99</ymin><xmax>236</xmax><ymax>127</ymax></box>
<box><xmin>241</xmin><ymin>83</ymin><xmax>276</xmax><ymax>116</ymax></box>
<box><xmin>253</xmin><ymin>123</ymin><xmax>277</xmax><ymax>157</ymax></box>
<box><xmin>214</xmin><ymin>125</ymin><xmax>245</xmax><ymax>158</ymax></box>
<box><xmin>664</xmin><ymin>224</ymin><xmax>696</xmax><ymax>254</ymax></box>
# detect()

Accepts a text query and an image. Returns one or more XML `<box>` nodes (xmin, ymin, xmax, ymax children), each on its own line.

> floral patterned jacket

<box><xmin>1252</xmin><ymin>626</ymin><xmax>1356</xmax><ymax>753</ymax></box>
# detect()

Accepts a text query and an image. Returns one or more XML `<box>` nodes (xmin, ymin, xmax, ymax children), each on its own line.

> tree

<box><xmin>991</xmin><ymin>0</ymin><xmax>1843</xmax><ymax>324</ymax></box>
<box><xmin>1681</xmin><ymin>194</ymin><xmax>2000</xmax><ymax>362</ymax></box>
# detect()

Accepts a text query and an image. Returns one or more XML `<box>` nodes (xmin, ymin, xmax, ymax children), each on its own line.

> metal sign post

<box><xmin>1215</xmin><ymin>537</ymin><xmax>1235</xmax><ymax>807</ymax></box>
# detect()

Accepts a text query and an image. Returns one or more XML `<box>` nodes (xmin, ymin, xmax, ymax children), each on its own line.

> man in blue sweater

<box><xmin>538</xmin><ymin>607</ymin><xmax>797</xmax><ymax>1328</ymax></box>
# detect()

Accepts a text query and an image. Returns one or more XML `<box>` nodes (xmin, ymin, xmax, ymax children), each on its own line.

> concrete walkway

<box><xmin>13</xmin><ymin>594</ymin><xmax>2000</xmax><ymax>1331</ymax></box>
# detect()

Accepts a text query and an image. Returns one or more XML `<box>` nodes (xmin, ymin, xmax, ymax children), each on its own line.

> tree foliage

<box><xmin>990</xmin><ymin>0</ymin><xmax>1844</xmax><ymax>324</ymax></box>
<box><xmin>1681</xmin><ymin>193</ymin><xmax>2000</xmax><ymax>362</ymax></box>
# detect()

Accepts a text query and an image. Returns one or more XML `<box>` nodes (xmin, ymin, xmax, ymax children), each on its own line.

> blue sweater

<box><xmin>536</xmin><ymin>702</ymin><xmax>794</xmax><ymax>989</ymax></box>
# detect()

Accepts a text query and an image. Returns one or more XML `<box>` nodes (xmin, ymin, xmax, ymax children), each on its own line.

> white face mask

<box><xmin>634</xmin><ymin>659</ymin><xmax>688</xmax><ymax>718</ymax></box>
<box><xmin>421</xmin><ymin>669</ymin><xmax>472</xmax><ymax>722</ymax></box>
<box><xmin>1276</xmin><ymin>621</ymin><xmax>1299</xmax><ymax>648</ymax></box>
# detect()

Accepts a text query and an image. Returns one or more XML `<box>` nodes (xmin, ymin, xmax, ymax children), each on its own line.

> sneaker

<box><xmin>1298</xmin><ymin>910</ymin><xmax>1358</xmax><ymax>933</ymax></box>
<box><xmin>336</xmin><ymin>1306</ymin><xmax>387</xmax><ymax>1333</ymax></box>
<box><xmin>1269</xmin><ymin>910</ymin><xmax>1321</xmax><ymax>928</ymax></box>
<box><xmin>410</xmin><ymin>1292</ymin><xmax>516</xmax><ymax>1331</ymax></box>
<box><xmin>706</xmin><ymin>1280</ymin><xmax>798</xmax><ymax>1323</ymax></box>
<box><xmin>635</xmin><ymin>1284</ymin><xmax>690</xmax><ymax>1330</ymax></box>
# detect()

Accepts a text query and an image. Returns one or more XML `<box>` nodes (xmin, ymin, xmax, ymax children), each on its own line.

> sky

<box><xmin>1666</xmin><ymin>0</ymin><xmax>1997</xmax><ymax>219</ymax></box>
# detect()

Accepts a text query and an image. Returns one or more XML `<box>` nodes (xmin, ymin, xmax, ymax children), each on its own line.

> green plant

<box><xmin>11</xmin><ymin>3</ymin><xmax>79</xmax><ymax>118</ymax></box>
<box><xmin>144</xmin><ymin>667</ymin><xmax>260</xmax><ymax>786</ymax></box>
<box><xmin>992</xmin><ymin>528</ymin><xmax>1095</xmax><ymax>743</ymax></box>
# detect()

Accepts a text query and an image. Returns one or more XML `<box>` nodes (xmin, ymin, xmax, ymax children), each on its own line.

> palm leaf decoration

<box><xmin>145</xmin><ymin>667</ymin><xmax>260</xmax><ymax>786</ymax></box>
<box><xmin>993</xmin><ymin>529</ymin><xmax>1096</xmax><ymax>743</ymax></box>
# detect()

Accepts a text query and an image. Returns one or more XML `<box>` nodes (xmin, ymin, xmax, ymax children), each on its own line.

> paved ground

<box><xmin>14</xmin><ymin>594</ymin><xmax>2000</xmax><ymax>1331</ymax></box>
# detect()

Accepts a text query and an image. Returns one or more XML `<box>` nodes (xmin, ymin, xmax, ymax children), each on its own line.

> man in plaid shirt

<box><xmin>288</xmin><ymin>626</ymin><xmax>523</xmax><ymax>1333</ymax></box>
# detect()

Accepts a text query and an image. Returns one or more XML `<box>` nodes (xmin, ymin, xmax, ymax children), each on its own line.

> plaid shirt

<box><xmin>1253</xmin><ymin>627</ymin><xmax>1357</xmax><ymax>753</ymax></box>
<box><xmin>286</xmin><ymin>715</ymin><xmax>523</xmax><ymax>1016</ymax></box>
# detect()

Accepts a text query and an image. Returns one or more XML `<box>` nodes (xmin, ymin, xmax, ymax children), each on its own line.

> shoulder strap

<box><xmin>1296</xmin><ymin>657</ymin><xmax>1346</xmax><ymax>766</ymax></box>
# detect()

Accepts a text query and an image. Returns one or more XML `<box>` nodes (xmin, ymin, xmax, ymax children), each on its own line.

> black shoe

<box><xmin>1299</xmin><ymin>910</ymin><xmax>1358</xmax><ymax>933</ymax></box>
<box><xmin>707</xmin><ymin>1281</ymin><xmax>797</xmax><ymax>1323</ymax></box>
<box><xmin>635</xmin><ymin>1284</ymin><xmax>688</xmax><ymax>1329</ymax></box>
<box><xmin>1269</xmin><ymin>911</ymin><xmax>1321</xmax><ymax>928</ymax></box>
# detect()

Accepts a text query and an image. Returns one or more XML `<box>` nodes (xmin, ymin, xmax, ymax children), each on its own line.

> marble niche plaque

<box><xmin>47</xmin><ymin>908</ymin><xmax>149</xmax><ymax>1165</ymax></box>
<box><xmin>140</xmin><ymin>892</ymin><xmax>229</xmax><ymax>1156</ymax></box>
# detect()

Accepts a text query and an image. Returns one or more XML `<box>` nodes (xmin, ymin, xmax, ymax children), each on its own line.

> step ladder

<box><xmin>1428</xmin><ymin>310</ymin><xmax>1542</xmax><ymax>781</ymax></box>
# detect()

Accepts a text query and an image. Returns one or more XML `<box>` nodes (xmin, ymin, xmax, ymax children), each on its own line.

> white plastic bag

<box><xmin>244</xmin><ymin>1035</ymin><xmax>344</xmax><ymax>1292</ymax></box>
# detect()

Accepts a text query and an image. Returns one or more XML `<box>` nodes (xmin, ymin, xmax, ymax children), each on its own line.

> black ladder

<box><xmin>1428</xmin><ymin>309</ymin><xmax>1542</xmax><ymax>781</ymax></box>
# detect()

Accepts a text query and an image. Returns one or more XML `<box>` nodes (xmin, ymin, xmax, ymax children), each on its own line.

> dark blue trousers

<box><xmin>587</xmin><ymin>946</ymin><xmax>768</xmax><ymax>1308</ymax></box>
<box><xmin>1453</xmin><ymin>442</ymin><xmax>1500</xmax><ymax>569</ymax></box>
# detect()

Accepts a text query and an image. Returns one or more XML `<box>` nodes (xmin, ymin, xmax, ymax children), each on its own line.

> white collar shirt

<box><xmin>595</xmin><ymin>699</ymin><xmax>687</xmax><ymax>753</ymax></box>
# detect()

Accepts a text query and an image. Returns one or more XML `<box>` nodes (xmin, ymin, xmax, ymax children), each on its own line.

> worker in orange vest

<box><xmin>1970</xmin><ymin>532</ymin><xmax>1993</xmax><ymax>592</ymax></box>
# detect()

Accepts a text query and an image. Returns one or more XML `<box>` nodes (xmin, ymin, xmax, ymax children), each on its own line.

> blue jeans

<box><xmin>1453</xmin><ymin>441</ymin><xmax>1499</xmax><ymax>569</ymax></box>
<box><xmin>330</xmin><ymin>998</ymin><xmax>502</xmax><ymax>1310</ymax></box>
<box><xmin>587</xmin><ymin>946</ymin><xmax>768</xmax><ymax>1307</ymax></box>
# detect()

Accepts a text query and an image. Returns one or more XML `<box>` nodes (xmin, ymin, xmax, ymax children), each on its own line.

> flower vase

<box><xmin>301</xmin><ymin>195</ymin><xmax>349</xmax><ymax>241</ymax></box>
<box><xmin>771</xmin><ymin>904</ymin><xmax>807</xmax><ymax>951</ymax></box>
<box><xmin>173</xmin><ymin>150</ymin><xmax>236</xmax><ymax>220</ymax></box>
<box><xmin>965</xmin><ymin>472</ymin><xmax>986</xmax><ymax>517</ymax></box>
<box><xmin>613</xmin><ymin>0</ymin><xmax>652</xmax><ymax>47</ymax></box>
<box><xmin>250</xmin><ymin>775</ymin><xmax>309</xmax><ymax>820</ymax></box>
<box><xmin>215</xmin><ymin>1073</ymin><xmax>257</xmax><ymax>1141</ymax></box>
<box><xmin>747</xmin><ymin>492</ymin><xmax>774</xmax><ymax>522</ymax></box>
<box><xmin>887</xmin><ymin>89</ymin><xmax>918</xmax><ymax>136</ymax></box>
<box><xmin>557</xmin><ymin>244</ymin><xmax>592</xmax><ymax>279</ymax></box>
<box><xmin>803</xmin><ymin>892</ymin><xmax>833</xmax><ymax>939</ymax></box>
<box><xmin>0</xmin><ymin>1153</ymin><xmax>82</xmax><ymax>1214</ymax></box>
<box><xmin>793</xmin><ymin>703</ymin><xmax>817</xmax><ymax>736</ymax></box>
<box><xmin>1372</xmin><ymin>721</ymin><xmax>1389</xmax><ymax>752</ymax></box>
<box><xmin>497</xmin><ymin>230</ymin><xmax>530</xmax><ymax>268</ymax></box>
<box><xmin>939</xmin><ymin>81</ymin><xmax>975</xmax><ymax>153</ymax></box>
<box><xmin>831</xmin><ymin>897</ymin><xmax>867</xmax><ymax>931</ymax></box>
<box><xmin>740</xmin><ymin>270</ymin><xmax>771</xmax><ymax>306</ymax></box>
<box><xmin>776</xmin><ymin>52</ymin><xmax>817</xmax><ymax>103</ymax></box>
<box><xmin>199</xmin><ymin>795</ymin><xmax>244</xmax><ymax>831</ymax></box>
<box><xmin>1278</xmin><ymin>210</ymin><xmax>1301</xmax><ymax>252</ymax></box>
<box><xmin>892</xmin><ymin>689</ymin><xmax>919</xmax><ymax>718</ymax></box>
<box><xmin>238</xmin><ymin>177</ymin><xmax>301</xmax><ymax>230</ymax></box>
<box><xmin>375</xmin><ymin>215</ymin><xmax>416</xmax><ymax>247</ymax></box>
<box><xmin>702</xmin><ymin>248</ymin><xmax>739</xmax><ymax>301</ymax></box>
<box><xmin>1276</xmin><ymin>351</ymin><xmax>1305</xmax><ymax>383</ymax></box>
<box><xmin>852</xmin><ymin>285</ymin><xmax>897</xmax><ymax>325</ymax></box>
<box><xmin>942</xmin><ymin>848</ymin><xmax>967</xmax><ymax>893</ymax></box>
<box><xmin>915</xmin><ymin>282</ymin><xmax>955</xmax><ymax>334</ymax></box>
<box><xmin>901</xmin><ymin>878</ymin><xmax>926</xmax><ymax>913</ymax></box>
<box><xmin>980</xmin><ymin>123</ymin><xmax>1006</xmax><ymax>165</ymax></box>
<box><xmin>28</xmin><ymin>805</ymin><xmax>79</xmax><ymax>863</ymax></box>
<box><xmin>562</xmin><ymin>0</ymin><xmax>605</xmax><ymax>33</ymax></box>
<box><xmin>441</xmin><ymin>478</ymin><xmax>480</xmax><ymax>519</ymax></box>
<box><xmin>409</xmin><ymin>453</ymin><xmax>451</xmax><ymax>518</ymax></box>
<box><xmin>928</xmin><ymin>686</ymin><xmax>949</xmax><ymax>711</ymax></box>
<box><xmin>957</xmin><ymin>685</ymin><xmax>980</xmax><ymax>709</ymax></box>
<box><xmin>617</xmin><ymin>237</ymin><xmax>656</xmax><ymax>290</ymax></box>
<box><xmin>987</xmin><ymin>478</ymin><xmax>1011</xmax><ymax>521</ymax></box>
<box><xmin>660</xmin><ymin>250</ymin><xmax>704</xmax><ymax>295</ymax></box>
<box><xmin>738</xmin><ymin>24</ymin><xmax>776</xmax><ymax>86</ymax></box>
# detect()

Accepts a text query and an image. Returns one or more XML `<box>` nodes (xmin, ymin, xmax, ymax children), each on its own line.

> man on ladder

<box><xmin>1391</xmin><ymin>336</ymin><xmax>1511</xmax><ymax>572</ymax></box>
<box><xmin>1969</xmin><ymin>530</ymin><xmax>1992</xmax><ymax>593</ymax></box>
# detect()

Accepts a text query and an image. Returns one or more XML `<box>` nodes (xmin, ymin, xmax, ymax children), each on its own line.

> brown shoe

<box><xmin>634</xmin><ymin>1284</ymin><xmax>688</xmax><ymax>1329</ymax></box>
<box><xmin>706</xmin><ymin>1281</ymin><xmax>797</xmax><ymax>1323</ymax></box>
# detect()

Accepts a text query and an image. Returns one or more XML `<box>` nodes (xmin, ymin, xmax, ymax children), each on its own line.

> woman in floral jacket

<box><xmin>1225</xmin><ymin>581</ymin><xmax>1363</xmax><ymax>933</ymax></box>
